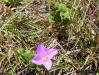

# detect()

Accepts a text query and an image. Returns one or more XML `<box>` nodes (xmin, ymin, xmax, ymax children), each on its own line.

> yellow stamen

<box><xmin>42</xmin><ymin>56</ymin><xmax>47</xmax><ymax>61</ymax></box>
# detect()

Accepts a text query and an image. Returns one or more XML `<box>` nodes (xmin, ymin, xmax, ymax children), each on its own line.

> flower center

<box><xmin>42</xmin><ymin>56</ymin><xmax>47</xmax><ymax>61</ymax></box>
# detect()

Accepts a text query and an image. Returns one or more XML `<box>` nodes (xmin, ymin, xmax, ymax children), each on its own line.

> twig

<box><xmin>17</xmin><ymin>68</ymin><xmax>28</xmax><ymax>75</ymax></box>
<box><xmin>64</xmin><ymin>71</ymin><xmax>76</xmax><ymax>75</ymax></box>
<box><xmin>80</xmin><ymin>0</ymin><xmax>92</xmax><ymax>27</ymax></box>
<box><xmin>89</xmin><ymin>21</ymin><xmax>99</xmax><ymax>35</ymax></box>
<box><xmin>46</xmin><ymin>38</ymin><xmax>66</xmax><ymax>53</ymax></box>
<box><xmin>80</xmin><ymin>55</ymin><xmax>89</xmax><ymax>69</ymax></box>
<box><xmin>47</xmin><ymin>38</ymin><xmax>57</xmax><ymax>49</ymax></box>
<box><xmin>19</xmin><ymin>0</ymin><xmax>34</xmax><ymax>12</ymax></box>
<box><xmin>90</xmin><ymin>7</ymin><xmax>98</xmax><ymax>16</ymax></box>
<box><xmin>72</xmin><ymin>0</ymin><xmax>82</xmax><ymax>19</ymax></box>
<box><xmin>65</xmin><ymin>49</ymin><xmax>81</xmax><ymax>56</ymax></box>
<box><xmin>70</xmin><ymin>38</ymin><xmax>80</xmax><ymax>51</ymax></box>
<box><xmin>56</xmin><ymin>41</ymin><xmax>66</xmax><ymax>53</ymax></box>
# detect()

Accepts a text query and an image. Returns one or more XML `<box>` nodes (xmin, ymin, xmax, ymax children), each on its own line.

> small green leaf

<box><xmin>65</xmin><ymin>64</ymin><xmax>72</xmax><ymax>69</ymax></box>
<box><xmin>58</xmin><ymin>3</ymin><xmax>67</xmax><ymax>12</ymax></box>
<box><xmin>49</xmin><ymin>16</ymin><xmax>55</xmax><ymax>23</ymax></box>
<box><xmin>16</xmin><ymin>48</ymin><xmax>24</xmax><ymax>54</ymax></box>
<box><xmin>28</xmin><ymin>61</ymin><xmax>35</xmax><ymax>67</ymax></box>
<box><xmin>15</xmin><ymin>47</ymin><xmax>35</xmax><ymax>67</ymax></box>
<box><xmin>64</xmin><ymin>57</ymin><xmax>72</xmax><ymax>63</ymax></box>
<box><xmin>54</xmin><ymin>2</ymin><xmax>59</xmax><ymax>9</ymax></box>
<box><xmin>27</xmin><ymin>0</ymin><xmax>33</xmax><ymax>2</ymax></box>
<box><xmin>94</xmin><ymin>59</ymin><xmax>97</xmax><ymax>64</ymax></box>
<box><xmin>56</xmin><ymin>56</ymin><xmax>61</xmax><ymax>66</ymax></box>
<box><xmin>0</xmin><ymin>47</ymin><xmax>2</xmax><ymax>52</ymax></box>
<box><xmin>96</xmin><ymin>73</ymin><xmax>99</xmax><ymax>75</ymax></box>
<box><xmin>36</xmin><ymin>66</ymin><xmax>44</xmax><ymax>71</ymax></box>
<box><xmin>49</xmin><ymin>67</ymin><xmax>60</xmax><ymax>72</ymax></box>
<box><xmin>70</xmin><ymin>36</ymin><xmax>76</xmax><ymax>40</ymax></box>
<box><xmin>4</xmin><ymin>0</ymin><xmax>22</xmax><ymax>5</ymax></box>
<box><xmin>23</xmin><ymin>50</ymin><xmax>35</xmax><ymax>62</ymax></box>
<box><xmin>64</xmin><ymin>12</ymin><xmax>70</xmax><ymax>19</ymax></box>
<box><xmin>4</xmin><ymin>0</ymin><xmax>10</xmax><ymax>3</ymax></box>
<box><xmin>49</xmin><ymin>2</ymin><xmax>71</xmax><ymax>24</ymax></box>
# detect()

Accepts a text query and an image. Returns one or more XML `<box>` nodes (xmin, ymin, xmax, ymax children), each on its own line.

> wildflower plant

<box><xmin>49</xmin><ymin>2</ymin><xmax>71</xmax><ymax>25</ymax></box>
<box><xmin>4</xmin><ymin>0</ymin><xmax>22</xmax><ymax>5</ymax></box>
<box><xmin>32</xmin><ymin>44</ymin><xmax>58</xmax><ymax>70</ymax></box>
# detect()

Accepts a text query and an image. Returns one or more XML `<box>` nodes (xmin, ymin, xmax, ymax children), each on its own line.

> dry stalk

<box><xmin>19</xmin><ymin>0</ymin><xmax>34</xmax><ymax>12</ymax></box>
<box><xmin>80</xmin><ymin>55</ymin><xmax>89</xmax><ymax>69</ymax></box>
<box><xmin>72</xmin><ymin>0</ymin><xmax>82</xmax><ymax>19</ymax></box>
<box><xmin>80</xmin><ymin>0</ymin><xmax>92</xmax><ymax>27</ymax></box>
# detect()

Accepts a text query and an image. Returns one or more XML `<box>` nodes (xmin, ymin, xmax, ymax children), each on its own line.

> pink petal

<box><xmin>43</xmin><ymin>60</ymin><xmax>52</xmax><ymax>70</ymax></box>
<box><xmin>37</xmin><ymin>44</ymin><xmax>48</xmax><ymax>57</ymax></box>
<box><xmin>47</xmin><ymin>49</ymin><xmax>58</xmax><ymax>59</ymax></box>
<box><xmin>32</xmin><ymin>55</ymin><xmax>42</xmax><ymax>65</ymax></box>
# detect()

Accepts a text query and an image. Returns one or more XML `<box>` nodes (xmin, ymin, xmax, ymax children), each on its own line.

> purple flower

<box><xmin>32</xmin><ymin>44</ymin><xmax>58</xmax><ymax>70</ymax></box>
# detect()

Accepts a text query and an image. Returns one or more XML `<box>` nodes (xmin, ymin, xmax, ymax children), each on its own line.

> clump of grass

<box><xmin>4</xmin><ymin>0</ymin><xmax>22</xmax><ymax>6</ymax></box>
<box><xmin>0</xmin><ymin>12</ymin><xmax>50</xmax><ymax>74</ymax></box>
